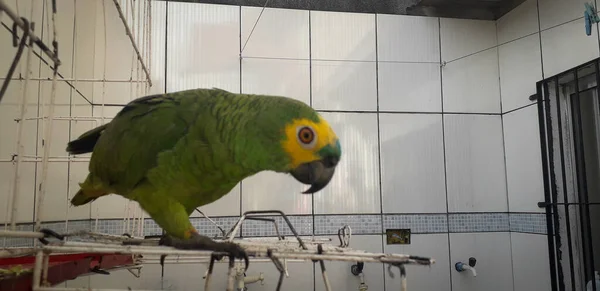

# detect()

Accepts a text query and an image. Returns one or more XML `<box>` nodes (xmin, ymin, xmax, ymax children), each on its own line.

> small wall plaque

<box><xmin>385</xmin><ymin>229</ymin><xmax>411</xmax><ymax>245</ymax></box>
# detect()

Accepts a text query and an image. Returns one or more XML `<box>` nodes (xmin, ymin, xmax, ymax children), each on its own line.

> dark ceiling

<box><xmin>164</xmin><ymin>0</ymin><xmax>528</xmax><ymax>20</ymax></box>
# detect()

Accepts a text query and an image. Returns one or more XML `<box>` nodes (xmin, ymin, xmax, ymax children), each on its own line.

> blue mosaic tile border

<box><xmin>383</xmin><ymin>214</ymin><xmax>448</xmax><ymax>233</ymax></box>
<box><xmin>314</xmin><ymin>215</ymin><xmax>381</xmax><ymax>235</ymax></box>
<box><xmin>0</xmin><ymin>212</ymin><xmax>548</xmax><ymax>247</ymax></box>
<box><xmin>242</xmin><ymin>215</ymin><xmax>313</xmax><ymax>237</ymax></box>
<box><xmin>509</xmin><ymin>213</ymin><xmax>547</xmax><ymax>234</ymax></box>
<box><xmin>449</xmin><ymin>213</ymin><xmax>510</xmax><ymax>232</ymax></box>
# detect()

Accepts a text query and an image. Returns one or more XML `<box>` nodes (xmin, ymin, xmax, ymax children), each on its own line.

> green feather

<box><xmin>69</xmin><ymin>88</ymin><xmax>320</xmax><ymax>237</ymax></box>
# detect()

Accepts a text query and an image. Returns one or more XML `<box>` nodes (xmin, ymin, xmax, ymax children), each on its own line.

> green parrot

<box><xmin>66</xmin><ymin>88</ymin><xmax>341</xmax><ymax>269</ymax></box>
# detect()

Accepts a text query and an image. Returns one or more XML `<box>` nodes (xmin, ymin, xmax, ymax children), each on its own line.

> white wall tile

<box><xmin>380</xmin><ymin>114</ymin><xmax>446</xmax><ymax>213</ymax></box>
<box><xmin>73</xmin><ymin>0</ymin><xmax>97</xmax><ymax>83</ymax></box>
<box><xmin>449</xmin><ymin>232</ymin><xmax>514</xmax><ymax>291</ymax></box>
<box><xmin>538</xmin><ymin>0</ymin><xmax>589</xmax><ymax>30</ymax></box>
<box><xmin>314</xmin><ymin>113</ymin><xmax>380</xmax><ymax>214</ymax></box>
<box><xmin>161</xmin><ymin>260</ymin><xmax>231</xmax><ymax>290</ymax></box>
<box><xmin>242</xmin><ymin>172</ymin><xmax>312</xmax><ymax>215</ymax></box>
<box><xmin>148</xmin><ymin>0</ymin><xmax>167</xmax><ymax>96</ymax></box>
<box><xmin>37</xmin><ymin>82</ymin><xmax>74</xmax><ymax>158</ymax></box>
<box><xmin>67</xmin><ymin>161</ymin><xmax>92</xmax><ymax>220</ymax></box>
<box><xmin>245</xmin><ymin>261</ymin><xmax>313</xmax><ymax>290</ymax></box>
<box><xmin>541</xmin><ymin>18</ymin><xmax>600</xmax><ymax>77</ymax></box>
<box><xmin>384</xmin><ymin>234</ymin><xmax>451</xmax><ymax>291</ymax></box>
<box><xmin>0</xmin><ymin>80</ymin><xmax>40</xmax><ymax>160</ymax></box>
<box><xmin>511</xmin><ymin>233</ymin><xmax>552</xmax><ymax>291</ymax></box>
<box><xmin>242</xmin><ymin>58</ymin><xmax>310</xmax><ymax>105</ymax></box>
<box><xmin>503</xmin><ymin>105</ymin><xmax>545</xmax><ymax>213</ymax></box>
<box><xmin>377</xmin><ymin>14</ymin><xmax>440</xmax><ymax>63</ymax></box>
<box><xmin>93</xmin><ymin>0</ymin><xmax>135</xmax><ymax>81</ymax></box>
<box><xmin>499</xmin><ymin>34</ymin><xmax>542</xmax><ymax>112</ymax></box>
<box><xmin>166</xmin><ymin>2</ymin><xmax>240</xmax><ymax>93</ymax></box>
<box><xmin>310</xmin><ymin>11</ymin><xmax>376</xmax><ymax>61</ymax></box>
<box><xmin>87</xmin><ymin>263</ymin><xmax>163</xmax><ymax>289</ymax></box>
<box><xmin>194</xmin><ymin>184</ymin><xmax>240</xmax><ymax>217</ymax></box>
<box><xmin>445</xmin><ymin>114</ymin><xmax>507</xmax><ymax>212</ymax></box>
<box><xmin>0</xmin><ymin>162</ymin><xmax>36</xmax><ymax>224</ymax></box>
<box><xmin>92</xmin><ymin>82</ymin><xmax>136</xmax><ymax>105</ymax></box>
<box><xmin>440</xmin><ymin>18</ymin><xmax>497</xmax><ymax>61</ymax></box>
<box><xmin>497</xmin><ymin>0</ymin><xmax>539</xmax><ymax>44</ymax></box>
<box><xmin>378</xmin><ymin>63</ymin><xmax>441</xmax><ymax>112</ymax></box>
<box><xmin>91</xmin><ymin>194</ymin><xmax>143</xmax><ymax>220</ymax></box>
<box><xmin>442</xmin><ymin>48</ymin><xmax>501</xmax><ymax>113</ymax></box>
<box><xmin>311</xmin><ymin>60</ymin><xmax>377</xmax><ymax>111</ymax></box>
<box><xmin>241</xmin><ymin>7</ymin><xmax>309</xmax><ymax>59</ymax></box>
<box><xmin>38</xmin><ymin>0</ymin><xmax>74</xmax><ymax>79</ymax></box>
<box><xmin>315</xmin><ymin>235</ymin><xmax>384</xmax><ymax>291</ymax></box>
<box><xmin>34</xmin><ymin>162</ymin><xmax>69</xmax><ymax>222</ymax></box>
<box><xmin>0</xmin><ymin>0</ymin><xmax>43</xmax><ymax>78</ymax></box>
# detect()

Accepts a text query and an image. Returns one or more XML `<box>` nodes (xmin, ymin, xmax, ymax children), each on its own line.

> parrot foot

<box><xmin>158</xmin><ymin>233</ymin><xmax>249</xmax><ymax>271</ymax></box>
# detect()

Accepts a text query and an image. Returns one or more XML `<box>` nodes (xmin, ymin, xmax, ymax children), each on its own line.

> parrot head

<box><xmin>280</xmin><ymin>114</ymin><xmax>341</xmax><ymax>194</ymax></box>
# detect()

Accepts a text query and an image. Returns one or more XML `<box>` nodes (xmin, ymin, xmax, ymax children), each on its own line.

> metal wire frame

<box><xmin>537</xmin><ymin>58</ymin><xmax>600</xmax><ymax>291</ymax></box>
<box><xmin>0</xmin><ymin>210</ymin><xmax>435</xmax><ymax>291</ymax></box>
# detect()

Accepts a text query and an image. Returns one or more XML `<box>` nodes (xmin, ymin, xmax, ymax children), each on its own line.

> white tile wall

<box><xmin>67</xmin><ymin>161</ymin><xmax>92</xmax><ymax>220</ymax></box>
<box><xmin>511</xmin><ymin>233</ymin><xmax>552</xmax><ymax>291</ymax></box>
<box><xmin>440</xmin><ymin>18</ymin><xmax>497</xmax><ymax>62</ymax></box>
<box><xmin>38</xmin><ymin>0</ymin><xmax>74</xmax><ymax>79</ymax></box>
<box><xmin>313</xmin><ymin>113</ymin><xmax>380</xmax><ymax>214</ymax></box>
<box><xmin>442</xmin><ymin>48</ymin><xmax>501</xmax><ymax>113</ymax></box>
<box><xmin>503</xmin><ymin>105</ymin><xmax>545</xmax><ymax>213</ymax></box>
<box><xmin>311</xmin><ymin>60</ymin><xmax>377</xmax><ymax>111</ymax></box>
<box><xmin>384</xmin><ymin>234</ymin><xmax>451</xmax><ymax>291</ymax></box>
<box><xmin>314</xmin><ymin>235</ymin><xmax>384</xmax><ymax>291</ymax></box>
<box><xmin>194</xmin><ymin>184</ymin><xmax>241</xmax><ymax>217</ymax></box>
<box><xmin>538</xmin><ymin>0</ymin><xmax>590</xmax><ymax>30</ymax></box>
<box><xmin>242</xmin><ymin>58</ymin><xmax>310</xmax><ymax>105</ymax></box>
<box><xmin>166</xmin><ymin>2</ymin><xmax>240</xmax><ymax>93</ymax></box>
<box><xmin>0</xmin><ymin>0</ymin><xmax>43</xmax><ymax>78</ymax></box>
<box><xmin>541</xmin><ymin>17</ymin><xmax>600</xmax><ymax>77</ymax></box>
<box><xmin>148</xmin><ymin>0</ymin><xmax>167</xmax><ymax>96</ymax></box>
<box><xmin>310</xmin><ymin>11</ymin><xmax>376</xmax><ymax>61</ymax></box>
<box><xmin>242</xmin><ymin>172</ymin><xmax>312</xmax><ymax>215</ymax></box>
<box><xmin>499</xmin><ymin>34</ymin><xmax>542</xmax><ymax>112</ymax></box>
<box><xmin>93</xmin><ymin>0</ymin><xmax>135</xmax><ymax>81</ymax></box>
<box><xmin>161</xmin><ymin>260</ymin><xmax>232</xmax><ymax>290</ymax></box>
<box><xmin>377</xmin><ymin>14</ymin><xmax>440</xmax><ymax>63</ymax></box>
<box><xmin>445</xmin><ymin>114</ymin><xmax>508</xmax><ymax>212</ymax></box>
<box><xmin>241</xmin><ymin>7</ymin><xmax>309</xmax><ymax>59</ymax></box>
<box><xmin>379</xmin><ymin>113</ymin><xmax>447</xmax><ymax>213</ymax></box>
<box><xmin>496</xmin><ymin>0</ymin><xmax>539</xmax><ymax>44</ymax></box>
<box><xmin>449</xmin><ymin>232</ymin><xmax>514</xmax><ymax>291</ymax></box>
<box><xmin>245</xmin><ymin>261</ymin><xmax>314</xmax><ymax>290</ymax></box>
<box><xmin>0</xmin><ymin>162</ymin><xmax>36</xmax><ymax>224</ymax></box>
<box><xmin>34</xmin><ymin>162</ymin><xmax>69</xmax><ymax>222</ymax></box>
<box><xmin>378</xmin><ymin>62</ymin><xmax>442</xmax><ymax>112</ymax></box>
<box><xmin>0</xmin><ymin>81</ymin><xmax>40</xmax><ymax>160</ymax></box>
<box><xmin>37</xmin><ymin>81</ymin><xmax>73</xmax><ymax>158</ymax></box>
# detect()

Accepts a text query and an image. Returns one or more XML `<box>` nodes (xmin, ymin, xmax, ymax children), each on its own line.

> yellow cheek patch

<box><xmin>281</xmin><ymin>116</ymin><xmax>338</xmax><ymax>169</ymax></box>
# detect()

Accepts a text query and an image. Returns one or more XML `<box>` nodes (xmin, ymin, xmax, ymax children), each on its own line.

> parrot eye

<box><xmin>297</xmin><ymin>126</ymin><xmax>316</xmax><ymax>148</ymax></box>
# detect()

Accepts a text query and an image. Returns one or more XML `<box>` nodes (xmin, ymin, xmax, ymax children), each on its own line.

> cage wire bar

<box><xmin>1</xmin><ymin>1</ymin><xmax>436</xmax><ymax>290</ymax></box>
<box><xmin>537</xmin><ymin>58</ymin><xmax>600</xmax><ymax>291</ymax></box>
<box><xmin>2</xmin><ymin>210</ymin><xmax>435</xmax><ymax>291</ymax></box>
<box><xmin>0</xmin><ymin>0</ymin><xmax>154</xmax><ymax>234</ymax></box>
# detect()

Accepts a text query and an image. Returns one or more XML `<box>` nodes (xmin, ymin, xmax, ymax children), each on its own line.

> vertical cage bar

<box><xmin>544</xmin><ymin>77</ymin><xmax>565</xmax><ymax>290</ymax></box>
<box><xmin>554</xmin><ymin>73</ymin><xmax>577</xmax><ymax>291</ymax></box>
<box><xmin>538</xmin><ymin>79</ymin><xmax>559</xmax><ymax>291</ymax></box>
<box><xmin>571</xmin><ymin>67</ymin><xmax>597</xmax><ymax>291</ymax></box>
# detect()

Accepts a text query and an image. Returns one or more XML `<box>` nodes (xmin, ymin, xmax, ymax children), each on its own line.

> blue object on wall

<box><xmin>585</xmin><ymin>2</ymin><xmax>600</xmax><ymax>36</ymax></box>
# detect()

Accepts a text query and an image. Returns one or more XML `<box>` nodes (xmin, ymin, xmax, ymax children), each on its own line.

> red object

<box><xmin>0</xmin><ymin>252</ymin><xmax>136</xmax><ymax>291</ymax></box>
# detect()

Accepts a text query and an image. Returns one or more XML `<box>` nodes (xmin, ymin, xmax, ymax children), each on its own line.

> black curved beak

<box><xmin>290</xmin><ymin>156</ymin><xmax>339</xmax><ymax>194</ymax></box>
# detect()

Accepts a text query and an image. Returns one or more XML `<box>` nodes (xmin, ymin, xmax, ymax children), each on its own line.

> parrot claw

<box><xmin>158</xmin><ymin>234</ymin><xmax>249</xmax><ymax>271</ymax></box>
